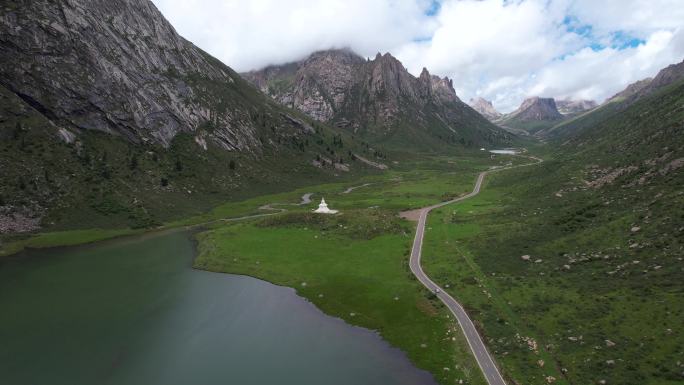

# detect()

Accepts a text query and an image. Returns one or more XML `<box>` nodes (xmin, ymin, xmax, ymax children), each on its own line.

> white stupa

<box><xmin>313</xmin><ymin>198</ymin><xmax>338</xmax><ymax>214</ymax></box>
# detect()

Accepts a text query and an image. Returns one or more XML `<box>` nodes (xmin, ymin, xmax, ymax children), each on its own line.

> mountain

<box><xmin>497</xmin><ymin>96</ymin><xmax>564</xmax><ymax>134</ymax></box>
<box><xmin>0</xmin><ymin>0</ymin><xmax>372</xmax><ymax>233</ymax></box>
<box><xmin>555</xmin><ymin>99</ymin><xmax>598</xmax><ymax>115</ymax></box>
<box><xmin>243</xmin><ymin>49</ymin><xmax>510</xmax><ymax>150</ymax></box>
<box><xmin>510</xmin><ymin>97</ymin><xmax>563</xmax><ymax>121</ymax></box>
<box><xmin>468</xmin><ymin>97</ymin><xmax>502</xmax><ymax>120</ymax></box>
<box><xmin>451</xmin><ymin>60</ymin><xmax>684</xmax><ymax>385</ymax></box>
<box><xmin>545</xmin><ymin>58</ymin><xmax>684</xmax><ymax>139</ymax></box>
<box><xmin>607</xmin><ymin>78</ymin><xmax>653</xmax><ymax>102</ymax></box>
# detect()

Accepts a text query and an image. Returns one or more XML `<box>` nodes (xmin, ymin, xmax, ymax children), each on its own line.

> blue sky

<box><xmin>153</xmin><ymin>0</ymin><xmax>684</xmax><ymax>112</ymax></box>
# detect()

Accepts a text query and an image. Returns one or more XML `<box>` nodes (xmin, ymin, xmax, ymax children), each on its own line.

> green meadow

<box><xmin>190</xmin><ymin>153</ymin><xmax>513</xmax><ymax>385</ymax></box>
<box><xmin>12</xmin><ymin>147</ymin><xmax>680</xmax><ymax>385</ymax></box>
<box><xmin>0</xmin><ymin>151</ymin><xmax>521</xmax><ymax>385</ymax></box>
<box><xmin>422</xmin><ymin>157</ymin><xmax>684</xmax><ymax>385</ymax></box>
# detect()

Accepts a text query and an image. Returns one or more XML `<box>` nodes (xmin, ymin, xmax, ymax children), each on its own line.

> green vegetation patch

<box><xmin>195</xmin><ymin>208</ymin><xmax>488</xmax><ymax>385</ymax></box>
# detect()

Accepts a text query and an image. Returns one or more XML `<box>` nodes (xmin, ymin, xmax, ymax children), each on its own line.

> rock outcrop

<box><xmin>0</xmin><ymin>0</ymin><xmax>312</xmax><ymax>152</ymax></box>
<box><xmin>497</xmin><ymin>96</ymin><xmax>565</xmax><ymax>134</ymax></box>
<box><xmin>608</xmin><ymin>59</ymin><xmax>684</xmax><ymax>104</ymax></box>
<box><xmin>641</xmin><ymin>59</ymin><xmax>684</xmax><ymax>93</ymax></box>
<box><xmin>469</xmin><ymin>97</ymin><xmax>502</xmax><ymax>120</ymax></box>
<box><xmin>607</xmin><ymin>78</ymin><xmax>653</xmax><ymax>102</ymax></box>
<box><xmin>511</xmin><ymin>97</ymin><xmax>564</xmax><ymax>121</ymax></box>
<box><xmin>0</xmin><ymin>0</ymin><xmax>364</xmax><ymax>233</ymax></box>
<box><xmin>243</xmin><ymin>49</ymin><xmax>508</xmax><ymax>148</ymax></box>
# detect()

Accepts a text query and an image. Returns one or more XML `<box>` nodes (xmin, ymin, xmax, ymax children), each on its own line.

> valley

<box><xmin>1</xmin><ymin>1</ymin><xmax>683</xmax><ymax>385</ymax></box>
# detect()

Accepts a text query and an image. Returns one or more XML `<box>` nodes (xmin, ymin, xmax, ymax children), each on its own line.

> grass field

<box><xmin>189</xmin><ymin>153</ymin><xmax>520</xmax><ymax>385</ymax></box>
<box><xmin>422</xmin><ymin>158</ymin><xmax>684</xmax><ymax>385</ymax></box>
<box><xmin>194</xmin><ymin>212</ymin><xmax>485</xmax><ymax>385</ymax></box>
<box><xmin>0</xmin><ymin>151</ymin><xmax>522</xmax><ymax>385</ymax></box>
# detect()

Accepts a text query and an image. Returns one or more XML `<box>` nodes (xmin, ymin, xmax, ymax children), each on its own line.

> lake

<box><xmin>0</xmin><ymin>230</ymin><xmax>437</xmax><ymax>385</ymax></box>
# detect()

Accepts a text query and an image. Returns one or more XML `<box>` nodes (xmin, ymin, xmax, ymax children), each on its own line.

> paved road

<box><xmin>409</xmin><ymin>157</ymin><xmax>542</xmax><ymax>385</ymax></box>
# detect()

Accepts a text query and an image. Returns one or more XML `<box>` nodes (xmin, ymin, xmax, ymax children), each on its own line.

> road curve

<box><xmin>409</xmin><ymin>157</ymin><xmax>542</xmax><ymax>385</ymax></box>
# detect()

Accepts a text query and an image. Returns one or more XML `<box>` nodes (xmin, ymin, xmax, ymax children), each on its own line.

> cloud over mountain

<box><xmin>152</xmin><ymin>0</ymin><xmax>684</xmax><ymax>112</ymax></box>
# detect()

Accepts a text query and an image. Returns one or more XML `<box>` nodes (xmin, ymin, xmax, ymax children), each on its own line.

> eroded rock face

<box><xmin>607</xmin><ymin>59</ymin><xmax>684</xmax><ymax>104</ymax></box>
<box><xmin>245</xmin><ymin>49</ymin><xmax>363</xmax><ymax>122</ymax></box>
<box><xmin>242</xmin><ymin>49</ymin><xmax>501</xmax><ymax>146</ymax></box>
<box><xmin>644</xmin><ymin>59</ymin><xmax>684</xmax><ymax>92</ymax></box>
<box><xmin>0</xmin><ymin>0</ymin><xmax>275</xmax><ymax>151</ymax></box>
<box><xmin>469</xmin><ymin>97</ymin><xmax>502</xmax><ymax>120</ymax></box>
<box><xmin>511</xmin><ymin>97</ymin><xmax>563</xmax><ymax>121</ymax></box>
<box><xmin>608</xmin><ymin>78</ymin><xmax>653</xmax><ymax>102</ymax></box>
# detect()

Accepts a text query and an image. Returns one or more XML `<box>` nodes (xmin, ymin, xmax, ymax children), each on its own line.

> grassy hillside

<box><xmin>191</xmin><ymin>152</ymin><xmax>521</xmax><ymax>385</ymax></box>
<box><xmin>499</xmin><ymin>118</ymin><xmax>562</xmax><ymax>135</ymax></box>
<box><xmin>421</xmin><ymin>77</ymin><xmax>684</xmax><ymax>384</ymax></box>
<box><xmin>0</xmin><ymin>80</ymin><xmax>384</xmax><ymax>238</ymax></box>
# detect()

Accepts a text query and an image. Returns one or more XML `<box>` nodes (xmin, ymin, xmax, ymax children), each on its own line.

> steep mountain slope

<box><xmin>607</xmin><ymin>78</ymin><xmax>653</xmax><ymax>102</ymax></box>
<box><xmin>0</xmin><ymin>0</ymin><xmax>373</xmax><ymax>234</ymax></box>
<box><xmin>468</xmin><ymin>97</ymin><xmax>502</xmax><ymax>120</ymax></box>
<box><xmin>424</xmin><ymin>62</ymin><xmax>683</xmax><ymax>385</ymax></box>
<box><xmin>543</xmin><ymin>58</ymin><xmax>684</xmax><ymax>139</ymax></box>
<box><xmin>243</xmin><ymin>49</ymin><xmax>510</xmax><ymax>150</ymax></box>
<box><xmin>497</xmin><ymin>96</ymin><xmax>564</xmax><ymax>134</ymax></box>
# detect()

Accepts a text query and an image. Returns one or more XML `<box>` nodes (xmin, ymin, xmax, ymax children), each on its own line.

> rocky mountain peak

<box><xmin>647</xmin><ymin>58</ymin><xmax>684</xmax><ymax>90</ymax></box>
<box><xmin>430</xmin><ymin>75</ymin><xmax>459</xmax><ymax>103</ymax></box>
<box><xmin>628</xmin><ymin>58</ymin><xmax>684</xmax><ymax>101</ymax></box>
<box><xmin>514</xmin><ymin>97</ymin><xmax>563</xmax><ymax>121</ymax></box>
<box><xmin>608</xmin><ymin>78</ymin><xmax>653</xmax><ymax>102</ymax></box>
<box><xmin>0</xmin><ymin>0</ymin><xmax>312</xmax><ymax>152</ymax></box>
<box><xmin>608</xmin><ymin>58</ymin><xmax>684</xmax><ymax>104</ymax></box>
<box><xmin>242</xmin><ymin>48</ymin><xmax>507</xmax><ymax>148</ymax></box>
<box><xmin>469</xmin><ymin>97</ymin><xmax>502</xmax><ymax>120</ymax></box>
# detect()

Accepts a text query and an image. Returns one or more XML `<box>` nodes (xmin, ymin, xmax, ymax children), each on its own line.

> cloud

<box><xmin>568</xmin><ymin>0</ymin><xmax>684</xmax><ymax>38</ymax></box>
<box><xmin>527</xmin><ymin>29</ymin><xmax>684</xmax><ymax>102</ymax></box>
<box><xmin>151</xmin><ymin>0</ymin><xmax>436</xmax><ymax>71</ymax></box>
<box><xmin>395</xmin><ymin>0</ymin><xmax>584</xmax><ymax>111</ymax></box>
<box><xmin>152</xmin><ymin>0</ymin><xmax>684</xmax><ymax>113</ymax></box>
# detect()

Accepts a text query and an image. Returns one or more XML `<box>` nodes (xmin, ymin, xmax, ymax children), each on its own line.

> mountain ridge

<box><xmin>0</xmin><ymin>0</ymin><xmax>376</xmax><ymax>233</ymax></box>
<box><xmin>468</xmin><ymin>97</ymin><xmax>502</xmax><ymax>120</ymax></box>
<box><xmin>243</xmin><ymin>49</ymin><xmax>510</xmax><ymax>150</ymax></box>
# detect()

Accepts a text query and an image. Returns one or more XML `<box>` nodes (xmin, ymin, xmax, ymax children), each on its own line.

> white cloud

<box><xmin>527</xmin><ymin>29</ymin><xmax>684</xmax><ymax>103</ymax></box>
<box><xmin>395</xmin><ymin>0</ymin><xmax>584</xmax><ymax>111</ymax></box>
<box><xmin>152</xmin><ymin>0</ymin><xmax>684</xmax><ymax>113</ymax></box>
<box><xmin>568</xmin><ymin>0</ymin><xmax>684</xmax><ymax>38</ymax></box>
<box><xmin>151</xmin><ymin>0</ymin><xmax>436</xmax><ymax>71</ymax></box>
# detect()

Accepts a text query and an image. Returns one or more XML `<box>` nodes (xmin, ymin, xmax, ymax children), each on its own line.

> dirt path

<box><xmin>342</xmin><ymin>183</ymin><xmax>373</xmax><ymax>194</ymax></box>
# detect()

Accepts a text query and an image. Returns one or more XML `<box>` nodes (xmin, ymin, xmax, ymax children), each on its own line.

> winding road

<box><xmin>408</xmin><ymin>156</ymin><xmax>542</xmax><ymax>385</ymax></box>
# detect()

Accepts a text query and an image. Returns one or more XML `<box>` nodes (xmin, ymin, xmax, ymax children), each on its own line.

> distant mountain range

<box><xmin>469</xmin><ymin>96</ymin><xmax>597</xmax><ymax>135</ymax></box>
<box><xmin>243</xmin><ymin>49</ymin><xmax>510</xmax><ymax>150</ymax></box>
<box><xmin>469</xmin><ymin>59</ymin><xmax>684</xmax><ymax>137</ymax></box>
<box><xmin>0</xmin><ymin>0</ymin><xmax>681</xmax><ymax>236</ymax></box>
<box><xmin>546</xmin><ymin>58</ymin><xmax>684</xmax><ymax>139</ymax></box>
